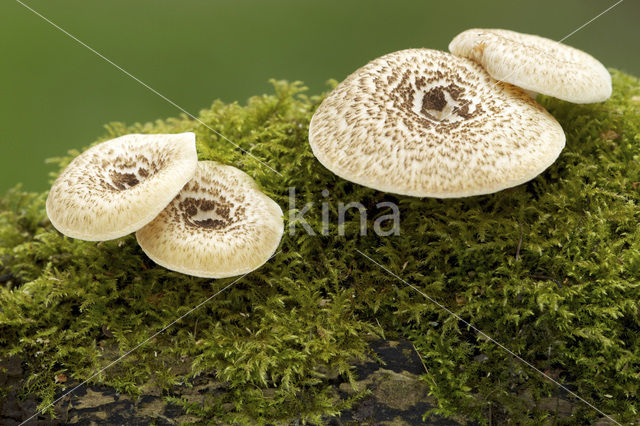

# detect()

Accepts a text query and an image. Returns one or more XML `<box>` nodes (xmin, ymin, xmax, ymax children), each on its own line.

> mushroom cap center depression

<box><xmin>97</xmin><ymin>154</ymin><xmax>166</xmax><ymax>192</ymax></box>
<box><xmin>169</xmin><ymin>174</ymin><xmax>248</xmax><ymax>233</ymax></box>
<box><xmin>178</xmin><ymin>196</ymin><xmax>238</xmax><ymax>230</ymax></box>
<box><xmin>392</xmin><ymin>72</ymin><xmax>480</xmax><ymax>124</ymax></box>
<box><xmin>420</xmin><ymin>84</ymin><xmax>476</xmax><ymax>122</ymax></box>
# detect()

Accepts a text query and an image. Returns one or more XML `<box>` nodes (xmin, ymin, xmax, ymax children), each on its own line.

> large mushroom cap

<box><xmin>135</xmin><ymin>161</ymin><xmax>284</xmax><ymax>278</ymax></box>
<box><xmin>449</xmin><ymin>28</ymin><xmax>612</xmax><ymax>104</ymax></box>
<box><xmin>309</xmin><ymin>49</ymin><xmax>565</xmax><ymax>198</ymax></box>
<box><xmin>46</xmin><ymin>132</ymin><xmax>198</xmax><ymax>241</ymax></box>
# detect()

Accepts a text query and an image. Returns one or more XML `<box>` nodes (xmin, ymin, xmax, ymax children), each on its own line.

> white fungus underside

<box><xmin>309</xmin><ymin>48</ymin><xmax>566</xmax><ymax>198</ymax></box>
<box><xmin>449</xmin><ymin>28</ymin><xmax>612</xmax><ymax>104</ymax></box>
<box><xmin>135</xmin><ymin>161</ymin><xmax>284</xmax><ymax>278</ymax></box>
<box><xmin>46</xmin><ymin>133</ymin><xmax>198</xmax><ymax>240</ymax></box>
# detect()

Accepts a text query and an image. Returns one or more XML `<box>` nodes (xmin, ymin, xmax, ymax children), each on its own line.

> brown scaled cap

<box><xmin>46</xmin><ymin>133</ymin><xmax>198</xmax><ymax>240</ymax></box>
<box><xmin>136</xmin><ymin>161</ymin><xmax>284</xmax><ymax>278</ymax></box>
<box><xmin>309</xmin><ymin>49</ymin><xmax>566</xmax><ymax>198</ymax></box>
<box><xmin>449</xmin><ymin>28</ymin><xmax>612</xmax><ymax>104</ymax></box>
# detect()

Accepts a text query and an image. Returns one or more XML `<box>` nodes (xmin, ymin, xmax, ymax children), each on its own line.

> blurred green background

<box><xmin>1</xmin><ymin>0</ymin><xmax>638</xmax><ymax>192</ymax></box>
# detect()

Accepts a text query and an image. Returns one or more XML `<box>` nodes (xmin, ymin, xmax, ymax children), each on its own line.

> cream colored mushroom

<box><xmin>46</xmin><ymin>133</ymin><xmax>198</xmax><ymax>241</ymax></box>
<box><xmin>449</xmin><ymin>28</ymin><xmax>612</xmax><ymax>103</ymax></box>
<box><xmin>136</xmin><ymin>161</ymin><xmax>283</xmax><ymax>278</ymax></box>
<box><xmin>308</xmin><ymin>49</ymin><xmax>565</xmax><ymax>198</ymax></box>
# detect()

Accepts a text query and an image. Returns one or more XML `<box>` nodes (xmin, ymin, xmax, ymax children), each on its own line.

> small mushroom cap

<box><xmin>309</xmin><ymin>49</ymin><xmax>565</xmax><ymax>198</ymax></box>
<box><xmin>46</xmin><ymin>133</ymin><xmax>198</xmax><ymax>241</ymax></box>
<box><xmin>135</xmin><ymin>161</ymin><xmax>284</xmax><ymax>278</ymax></box>
<box><xmin>449</xmin><ymin>28</ymin><xmax>612</xmax><ymax>104</ymax></box>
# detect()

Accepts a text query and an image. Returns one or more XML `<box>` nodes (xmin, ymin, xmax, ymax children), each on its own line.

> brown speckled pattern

<box><xmin>309</xmin><ymin>49</ymin><xmax>566</xmax><ymax>198</ymax></box>
<box><xmin>449</xmin><ymin>28</ymin><xmax>612</xmax><ymax>103</ymax></box>
<box><xmin>46</xmin><ymin>133</ymin><xmax>198</xmax><ymax>241</ymax></box>
<box><xmin>135</xmin><ymin>161</ymin><xmax>284</xmax><ymax>278</ymax></box>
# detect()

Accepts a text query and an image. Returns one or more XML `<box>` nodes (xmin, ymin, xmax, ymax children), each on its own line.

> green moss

<box><xmin>2</xmin><ymin>71</ymin><xmax>640</xmax><ymax>424</ymax></box>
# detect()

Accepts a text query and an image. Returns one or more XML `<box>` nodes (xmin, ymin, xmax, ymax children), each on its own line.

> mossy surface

<box><xmin>1</xmin><ymin>70</ymin><xmax>640</xmax><ymax>424</ymax></box>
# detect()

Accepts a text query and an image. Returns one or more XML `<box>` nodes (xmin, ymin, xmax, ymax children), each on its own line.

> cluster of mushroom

<box><xmin>309</xmin><ymin>28</ymin><xmax>612</xmax><ymax>197</ymax></box>
<box><xmin>46</xmin><ymin>133</ymin><xmax>284</xmax><ymax>278</ymax></box>
<box><xmin>46</xmin><ymin>29</ymin><xmax>610</xmax><ymax>278</ymax></box>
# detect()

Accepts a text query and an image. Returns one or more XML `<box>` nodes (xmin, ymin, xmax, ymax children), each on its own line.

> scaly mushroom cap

<box><xmin>135</xmin><ymin>161</ymin><xmax>284</xmax><ymax>278</ymax></box>
<box><xmin>449</xmin><ymin>28</ymin><xmax>612</xmax><ymax>103</ymax></box>
<box><xmin>309</xmin><ymin>49</ymin><xmax>565</xmax><ymax>198</ymax></box>
<box><xmin>46</xmin><ymin>133</ymin><xmax>198</xmax><ymax>241</ymax></box>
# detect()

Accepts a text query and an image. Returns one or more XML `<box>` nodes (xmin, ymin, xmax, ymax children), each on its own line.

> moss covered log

<box><xmin>1</xmin><ymin>70</ymin><xmax>640</xmax><ymax>424</ymax></box>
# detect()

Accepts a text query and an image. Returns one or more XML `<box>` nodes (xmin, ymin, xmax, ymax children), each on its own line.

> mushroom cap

<box><xmin>448</xmin><ymin>28</ymin><xmax>612</xmax><ymax>104</ymax></box>
<box><xmin>308</xmin><ymin>48</ymin><xmax>566</xmax><ymax>198</ymax></box>
<box><xmin>46</xmin><ymin>133</ymin><xmax>198</xmax><ymax>241</ymax></box>
<box><xmin>135</xmin><ymin>161</ymin><xmax>284</xmax><ymax>278</ymax></box>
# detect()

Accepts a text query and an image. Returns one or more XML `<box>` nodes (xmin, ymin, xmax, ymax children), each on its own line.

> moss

<box><xmin>1</xmin><ymin>71</ymin><xmax>640</xmax><ymax>424</ymax></box>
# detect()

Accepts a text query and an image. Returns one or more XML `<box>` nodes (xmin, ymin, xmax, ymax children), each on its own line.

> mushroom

<box><xmin>135</xmin><ymin>161</ymin><xmax>283</xmax><ymax>278</ymax></box>
<box><xmin>46</xmin><ymin>132</ymin><xmax>198</xmax><ymax>241</ymax></box>
<box><xmin>448</xmin><ymin>28</ymin><xmax>612</xmax><ymax>104</ymax></box>
<box><xmin>308</xmin><ymin>49</ymin><xmax>565</xmax><ymax>198</ymax></box>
